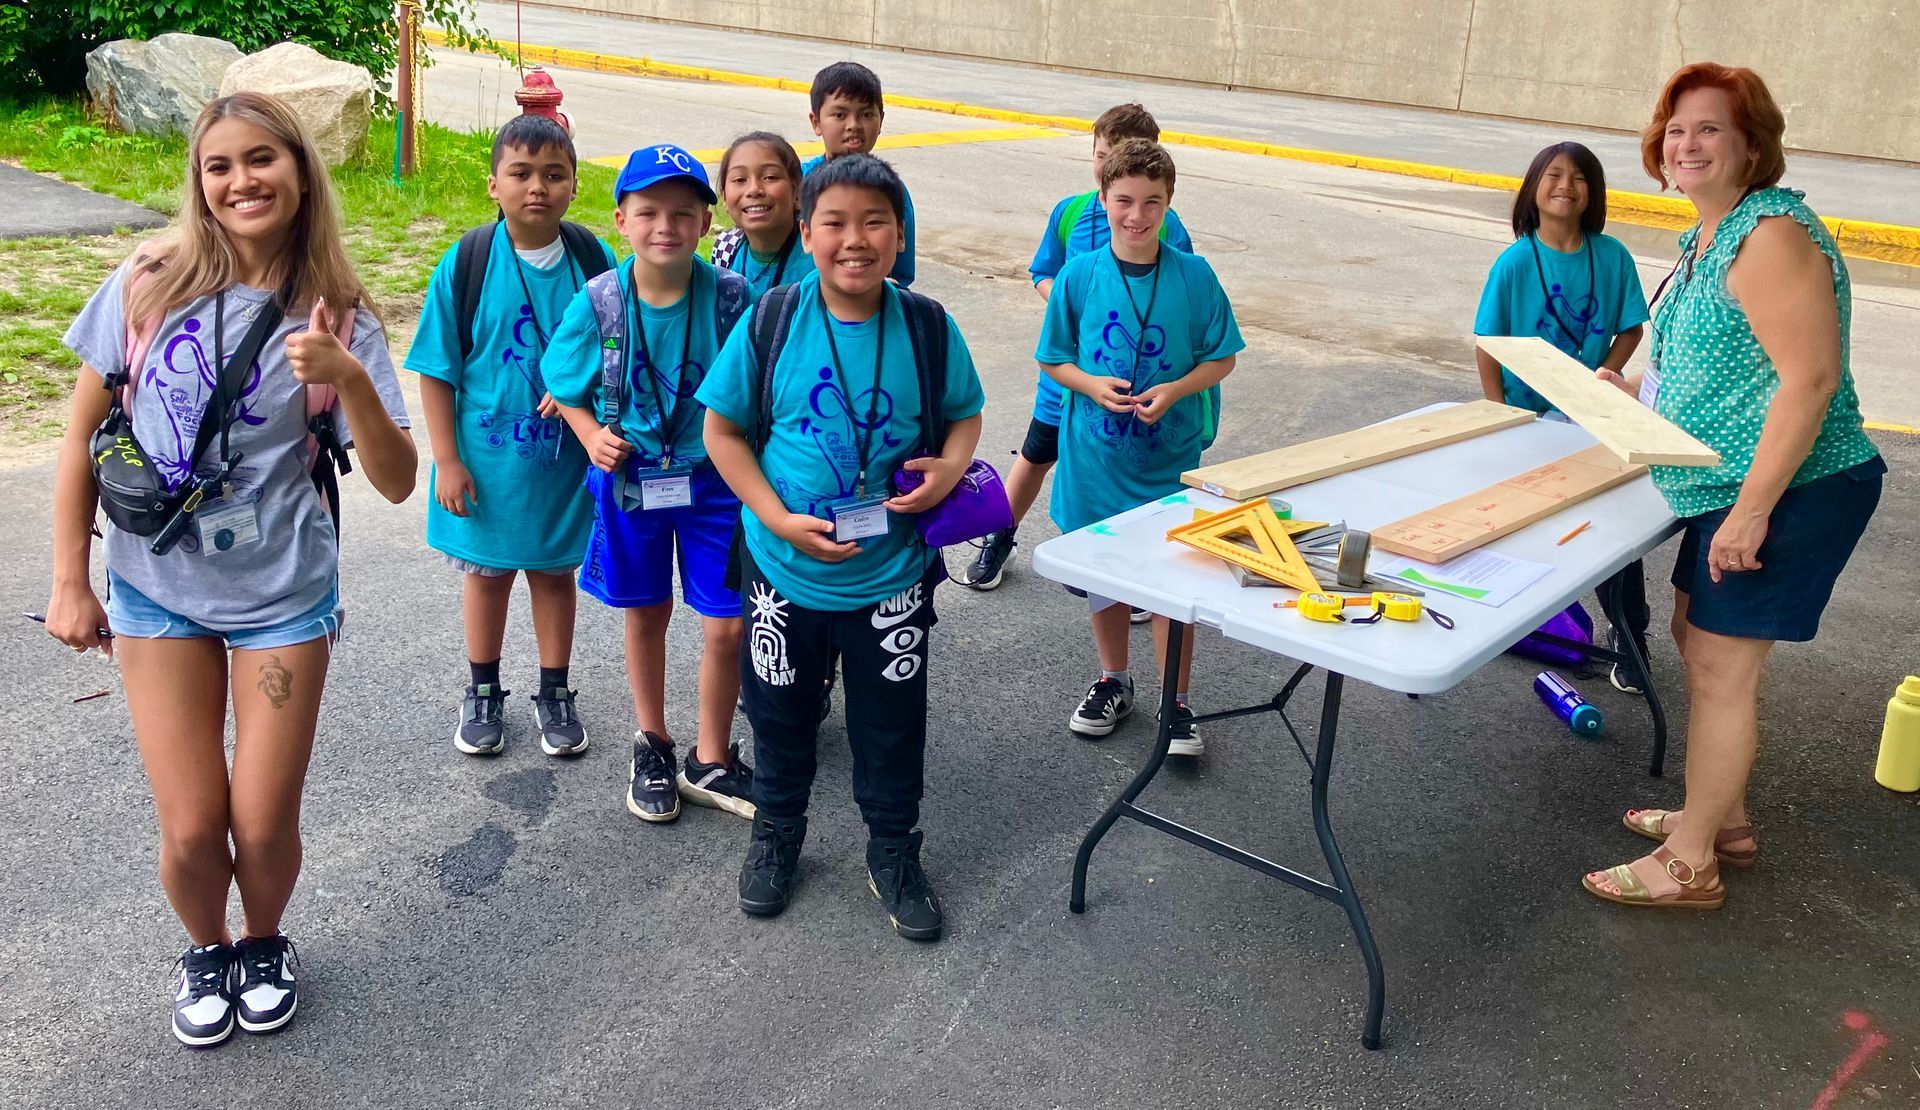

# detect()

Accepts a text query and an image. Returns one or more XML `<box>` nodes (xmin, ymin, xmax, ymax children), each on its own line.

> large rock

<box><xmin>85</xmin><ymin>33</ymin><xmax>242</xmax><ymax>137</ymax></box>
<box><xmin>219</xmin><ymin>42</ymin><xmax>372</xmax><ymax>166</ymax></box>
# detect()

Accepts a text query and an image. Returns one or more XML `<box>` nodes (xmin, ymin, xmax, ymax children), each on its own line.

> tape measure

<box><xmin>1295</xmin><ymin>592</ymin><xmax>1350</xmax><ymax>622</ymax></box>
<box><xmin>1350</xmin><ymin>591</ymin><xmax>1456</xmax><ymax>629</ymax></box>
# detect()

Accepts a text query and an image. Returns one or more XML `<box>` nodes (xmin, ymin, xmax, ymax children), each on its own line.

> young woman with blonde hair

<box><xmin>44</xmin><ymin>91</ymin><xmax>415</xmax><ymax>1045</ymax></box>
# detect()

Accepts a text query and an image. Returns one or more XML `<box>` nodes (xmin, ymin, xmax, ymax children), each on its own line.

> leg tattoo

<box><xmin>257</xmin><ymin>655</ymin><xmax>293</xmax><ymax>710</ymax></box>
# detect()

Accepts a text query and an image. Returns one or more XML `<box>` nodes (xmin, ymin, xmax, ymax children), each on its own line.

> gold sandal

<box><xmin>1623</xmin><ymin>809</ymin><xmax>1759</xmax><ymax>870</ymax></box>
<box><xmin>1582</xmin><ymin>846</ymin><xmax>1725</xmax><ymax>910</ymax></box>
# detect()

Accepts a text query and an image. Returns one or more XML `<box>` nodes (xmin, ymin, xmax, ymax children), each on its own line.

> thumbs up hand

<box><xmin>286</xmin><ymin>297</ymin><xmax>359</xmax><ymax>387</ymax></box>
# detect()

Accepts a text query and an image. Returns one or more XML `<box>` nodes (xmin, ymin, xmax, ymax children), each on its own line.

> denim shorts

<box><xmin>1671</xmin><ymin>456</ymin><xmax>1885</xmax><ymax>642</ymax></box>
<box><xmin>107</xmin><ymin>571</ymin><xmax>342</xmax><ymax>651</ymax></box>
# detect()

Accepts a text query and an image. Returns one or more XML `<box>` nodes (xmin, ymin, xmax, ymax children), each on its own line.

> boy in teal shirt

<box><xmin>407</xmin><ymin>115</ymin><xmax>613</xmax><ymax>760</ymax></box>
<box><xmin>1037</xmin><ymin>139</ymin><xmax>1243</xmax><ymax>758</ymax></box>
<box><xmin>542</xmin><ymin>144</ymin><xmax>755</xmax><ymax>825</ymax></box>
<box><xmin>802</xmin><ymin>62</ymin><xmax>915</xmax><ymax>287</ymax></box>
<box><xmin>701</xmin><ymin>154</ymin><xmax>984</xmax><ymax>941</ymax></box>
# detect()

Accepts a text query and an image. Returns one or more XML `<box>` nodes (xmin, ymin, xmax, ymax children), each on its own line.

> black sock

<box><xmin>470</xmin><ymin>659</ymin><xmax>501</xmax><ymax>689</ymax></box>
<box><xmin>539</xmin><ymin>665</ymin><xmax>570</xmax><ymax>696</ymax></box>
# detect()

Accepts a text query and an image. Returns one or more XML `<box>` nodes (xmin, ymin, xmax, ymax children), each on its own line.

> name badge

<box><xmin>1637</xmin><ymin>364</ymin><xmax>1662</xmax><ymax>409</ymax></box>
<box><xmin>615</xmin><ymin>461</ymin><xmax>694</xmax><ymax>512</ymax></box>
<box><xmin>828</xmin><ymin>495</ymin><xmax>890</xmax><ymax>542</ymax></box>
<box><xmin>195</xmin><ymin>498</ymin><xmax>262</xmax><ymax>553</ymax></box>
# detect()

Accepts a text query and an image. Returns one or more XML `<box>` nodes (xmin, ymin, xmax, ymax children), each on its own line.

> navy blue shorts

<box><xmin>1671</xmin><ymin>456</ymin><xmax>1884</xmax><ymax>642</ymax></box>
<box><xmin>579</xmin><ymin>463</ymin><xmax>743</xmax><ymax>618</ymax></box>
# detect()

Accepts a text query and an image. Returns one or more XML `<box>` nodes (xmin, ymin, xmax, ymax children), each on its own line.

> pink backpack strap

<box><xmin>118</xmin><ymin>256</ymin><xmax>165</xmax><ymax>408</ymax></box>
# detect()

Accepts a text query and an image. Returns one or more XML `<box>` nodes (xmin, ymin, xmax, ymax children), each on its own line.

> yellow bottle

<box><xmin>1874</xmin><ymin>676</ymin><xmax>1920</xmax><ymax>793</ymax></box>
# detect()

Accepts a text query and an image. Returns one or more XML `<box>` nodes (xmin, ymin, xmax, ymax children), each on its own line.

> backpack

<box><xmin>583</xmin><ymin>263</ymin><xmax>751</xmax><ymax>428</ymax></box>
<box><xmin>452</xmin><ymin>219</ymin><xmax>612</xmax><ymax>362</ymax></box>
<box><xmin>1054</xmin><ymin>190</ymin><xmax>1170</xmax><ymax>250</ymax></box>
<box><xmin>117</xmin><ymin>257</ymin><xmax>357</xmax><ymax>535</ymax></box>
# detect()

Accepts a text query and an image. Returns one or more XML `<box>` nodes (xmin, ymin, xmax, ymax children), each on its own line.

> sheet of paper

<box><xmin>1370</xmin><ymin>548</ymin><xmax>1553</xmax><ymax>608</ymax></box>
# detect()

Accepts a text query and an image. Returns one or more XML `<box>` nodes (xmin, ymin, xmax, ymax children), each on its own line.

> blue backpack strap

<box><xmin>896</xmin><ymin>288</ymin><xmax>949</xmax><ymax>456</ymax></box>
<box><xmin>746</xmin><ymin>283</ymin><xmax>804</xmax><ymax>456</ymax></box>
<box><xmin>713</xmin><ymin>267</ymin><xmax>750</xmax><ymax>344</ymax></box>
<box><xmin>452</xmin><ymin>221</ymin><xmax>497</xmax><ymax>363</ymax></box>
<box><xmin>584</xmin><ymin>268</ymin><xmax>627</xmax><ymax>427</ymax></box>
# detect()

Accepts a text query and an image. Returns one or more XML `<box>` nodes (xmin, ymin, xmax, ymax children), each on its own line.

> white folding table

<box><xmin>1032</xmin><ymin>405</ymin><xmax>1681</xmax><ymax>1049</ymax></box>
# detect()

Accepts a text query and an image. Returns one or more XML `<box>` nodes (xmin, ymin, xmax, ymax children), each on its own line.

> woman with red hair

<box><xmin>1583</xmin><ymin>63</ymin><xmax>1885</xmax><ymax>910</ymax></box>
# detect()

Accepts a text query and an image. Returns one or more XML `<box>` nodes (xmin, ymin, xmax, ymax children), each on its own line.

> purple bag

<box><xmin>1507</xmin><ymin>602</ymin><xmax>1595</xmax><ymax>668</ymax></box>
<box><xmin>893</xmin><ymin>456</ymin><xmax>1014</xmax><ymax>547</ymax></box>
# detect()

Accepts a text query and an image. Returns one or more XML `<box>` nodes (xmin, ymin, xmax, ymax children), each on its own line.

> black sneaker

<box><xmin>532</xmin><ymin>687</ymin><xmax>589</xmax><ymax>757</ymax></box>
<box><xmin>234</xmin><ymin>934</ymin><xmax>299</xmax><ymax>1034</ymax></box>
<box><xmin>454</xmin><ymin>684</ymin><xmax>508</xmax><ymax>756</ymax></box>
<box><xmin>1070</xmin><ymin>677</ymin><xmax>1134</xmax><ymax>737</ymax></box>
<box><xmin>626</xmin><ymin>732</ymin><xmax>681</xmax><ymax>823</ymax></box>
<box><xmin>678</xmin><ymin>745</ymin><xmax>757</xmax><ymax>819</ymax></box>
<box><xmin>867</xmin><ymin>831</ymin><xmax>943</xmax><ymax>941</ymax></box>
<box><xmin>171</xmin><ymin>943</ymin><xmax>237</xmax><ymax>1048</ymax></box>
<box><xmin>1608</xmin><ymin>628</ymin><xmax>1647</xmax><ymax>696</ymax></box>
<box><xmin>960</xmin><ymin>530</ymin><xmax>1015</xmax><ymax>590</ymax></box>
<box><xmin>739</xmin><ymin>814</ymin><xmax>806</xmax><ymax>916</ymax></box>
<box><xmin>1166</xmin><ymin>702</ymin><xmax>1204</xmax><ymax>758</ymax></box>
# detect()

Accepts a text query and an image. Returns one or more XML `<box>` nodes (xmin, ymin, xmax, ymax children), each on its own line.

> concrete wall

<box><xmin>538</xmin><ymin>0</ymin><xmax>1920</xmax><ymax>162</ymax></box>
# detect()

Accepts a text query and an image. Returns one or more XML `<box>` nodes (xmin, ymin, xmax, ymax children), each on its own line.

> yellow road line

<box><xmin>584</xmin><ymin>125</ymin><xmax>1066</xmax><ymax>168</ymax></box>
<box><xmin>1865</xmin><ymin>421</ymin><xmax>1920</xmax><ymax>435</ymax></box>
<box><xmin>432</xmin><ymin>30</ymin><xmax>1920</xmax><ymax>267</ymax></box>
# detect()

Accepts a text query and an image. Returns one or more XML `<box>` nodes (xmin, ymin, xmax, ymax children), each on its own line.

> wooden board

<box><xmin>1166</xmin><ymin>500</ymin><xmax>1320</xmax><ymax>592</ymax></box>
<box><xmin>1181</xmin><ymin>400</ymin><xmax>1536</xmax><ymax>499</ymax></box>
<box><xmin>1371</xmin><ymin>445</ymin><xmax>1648</xmax><ymax>563</ymax></box>
<box><xmin>1476</xmin><ymin>336</ymin><xmax>1720</xmax><ymax>467</ymax></box>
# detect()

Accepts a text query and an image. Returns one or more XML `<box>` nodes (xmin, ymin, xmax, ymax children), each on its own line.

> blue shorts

<box><xmin>1671</xmin><ymin>456</ymin><xmax>1885</xmax><ymax>642</ymax></box>
<box><xmin>106</xmin><ymin>571</ymin><xmax>341</xmax><ymax>650</ymax></box>
<box><xmin>579</xmin><ymin>463</ymin><xmax>743</xmax><ymax>618</ymax></box>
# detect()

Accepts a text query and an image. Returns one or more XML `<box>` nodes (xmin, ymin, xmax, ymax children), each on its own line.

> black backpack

<box><xmin>451</xmin><ymin>219</ymin><xmax>612</xmax><ymax>361</ymax></box>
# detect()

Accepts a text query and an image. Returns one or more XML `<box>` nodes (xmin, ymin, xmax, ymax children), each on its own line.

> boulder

<box><xmin>85</xmin><ymin>33</ymin><xmax>242</xmax><ymax>137</ymax></box>
<box><xmin>219</xmin><ymin>42</ymin><xmax>373</xmax><ymax>166</ymax></box>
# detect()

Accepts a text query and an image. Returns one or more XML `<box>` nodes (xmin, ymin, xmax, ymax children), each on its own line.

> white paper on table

<box><xmin>1369</xmin><ymin>548</ymin><xmax>1554</xmax><ymax>608</ymax></box>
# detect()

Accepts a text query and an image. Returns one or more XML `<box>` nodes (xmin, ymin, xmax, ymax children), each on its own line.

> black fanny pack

<box><xmin>91</xmin><ymin>294</ymin><xmax>284</xmax><ymax>555</ymax></box>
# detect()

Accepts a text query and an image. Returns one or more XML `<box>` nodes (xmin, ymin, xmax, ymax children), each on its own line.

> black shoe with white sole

<box><xmin>454</xmin><ymin>684</ymin><xmax>508</xmax><ymax>756</ymax></box>
<box><xmin>867</xmin><ymin>831</ymin><xmax>943</xmax><ymax>941</ymax></box>
<box><xmin>1165</xmin><ymin>702</ymin><xmax>1204</xmax><ymax>758</ymax></box>
<box><xmin>1070</xmin><ymin>677</ymin><xmax>1134</xmax><ymax>737</ymax></box>
<box><xmin>1607</xmin><ymin>628</ymin><xmax>1647</xmax><ymax>696</ymax></box>
<box><xmin>1129</xmin><ymin>606</ymin><xmax>1151</xmax><ymax>625</ymax></box>
<box><xmin>739</xmin><ymin>814</ymin><xmax>806</xmax><ymax>916</ymax></box>
<box><xmin>678</xmin><ymin>746</ymin><xmax>757</xmax><ymax>819</ymax></box>
<box><xmin>171</xmin><ymin>943</ymin><xmax>237</xmax><ymax>1048</ymax></box>
<box><xmin>234</xmin><ymin>934</ymin><xmax>299</xmax><ymax>1034</ymax></box>
<box><xmin>532</xmin><ymin>687</ymin><xmax>588</xmax><ymax>757</ymax></box>
<box><xmin>627</xmin><ymin>732</ymin><xmax>681</xmax><ymax>823</ymax></box>
<box><xmin>960</xmin><ymin>530</ymin><xmax>1015</xmax><ymax>590</ymax></box>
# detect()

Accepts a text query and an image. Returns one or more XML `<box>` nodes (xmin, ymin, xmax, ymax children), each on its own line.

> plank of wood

<box><xmin>1476</xmin><ymin>336</ymin><xmax>1720</xmax><ymax>466</ymax></box>
<box><xmin>1371</xmin><ymin>445</ymin><xmax>1648</xmax><ymax>563</ymax></box>
<box><xmin>1181</xmin><ymin>400</ymin><xmax>1537</xmax><ymax>499</ymax></box>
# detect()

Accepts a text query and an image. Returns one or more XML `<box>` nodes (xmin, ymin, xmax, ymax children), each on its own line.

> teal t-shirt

<box><xmin>542</xmin><ymin>256</ymin><xmax>736</xmax><ymax>467</ymax></box>
<box><xmin>697</xmin><ymin>273</ymin><xmax>986</xmax><ymax>610</ymax></box>
<box><xmin>1473</xmin><ymin>232</ymin><xmax>1649</xmax><ymax>413</ymax></box>
<box><xmin>727</xmin><ymin>232</ymin><xmax>819</xmax><ymax>302</ymax></box>
<box><xmin>1036</xmin><ymin>245</ymin><xmax>1245</xmax><ymax>533</ymax></box>
<box><xmin>405</xmin><ymin>223</ymin><xmax>612</xmax><ymax>570</ymax></box>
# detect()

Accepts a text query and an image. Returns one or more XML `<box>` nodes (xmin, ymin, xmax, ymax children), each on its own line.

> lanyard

<box><xmin>1110</xmin><ymin>250</ymin><xmax>1162</xmax><ymax>385</ymax></box>
<box><xmin>742</xmin><ymin>230</ymin><xmax>798</xmax><ymax>289</ymax></box>
<box><xmin>1528</xmin><ymin>232</ymin><xmax>1597</xmax><ymax>357</ymax></box>
<box><xmin>628</xmin><ymin>277</ymin><xmax>697</xmax><ymax>464</ymax></box>
<box><xmin>211</xmin><ymin>292</ymin><xmax>232</xmax><ymax>469</ymax></box>
<box><xmin>508</xmin><ymin>233</ymin><xmax>583</xmax><ymax>362</ymax></box>
<box><xmin>1647</xmin><ymin>243</ymin><xmax>1697</xmax><ymax>372</ymax></box>
<box><xmin>819</xmin><ymin>290</ymin><xmax>887</xmax><ymax>498</ymax></box>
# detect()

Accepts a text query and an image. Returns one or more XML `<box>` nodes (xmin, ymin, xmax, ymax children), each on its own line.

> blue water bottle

<box><xmin>1534</xmin><ymin>671</ymin><xmax>1604</xmax><ymax>738</ymax></box>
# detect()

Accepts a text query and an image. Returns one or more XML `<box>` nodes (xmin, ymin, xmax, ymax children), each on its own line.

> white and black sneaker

<box><xmin>1607</xmin><ymin>629</ymin><xmax>1647</xmax><ymax>696</ymax></box>
<box><xmin>532</xmin><ymin>687</ymin><xmax>589</xmax><ymax>757</ymax></box>
<box><xmin>234</xmin><ymin>934</ymin><xmax>299</xmax><ymax>1034</ymax></box>
<box><xmin>1165</xmin><ymin>702</ymin><xmax>1204</xmax><ymax>758</ymax></box>
<box><xmin>678</xmin><ymin>744</ymin><xmax>757</xmax><ymax>819</ymax></box>
<box><xmin>171</xmin><ymin>943</ymin><xmax>237</xmax><ymax>1048</ymax></box>
<box><xmin>1070</xmin><ymin>677</ymin><xmax>1134</xmax><ymax>737</ymax></box>
<box><xmin>627</xmin><ymin>731</ymin><xmax>681</xmax><ymax>823</ymax></box>
<box><xmin>1129</xmin><ymin>607</ymin><xmax>1152</xmax><ymax>625</ymax></box>
<box><xmin>960</xmin><ymin>530</ymin><xmax>1015</xmax><ymax>590</ymax></box>
<box><xmin>454</xmin><ymin>684</ymin><xmax>508</xmax><ymax>756</ymax></box>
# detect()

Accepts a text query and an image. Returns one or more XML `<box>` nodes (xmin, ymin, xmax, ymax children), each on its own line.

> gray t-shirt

<box><xmin>64</xmin><ymin>265</ymin><xmax>412</xmax><ymax>630</ymax></box>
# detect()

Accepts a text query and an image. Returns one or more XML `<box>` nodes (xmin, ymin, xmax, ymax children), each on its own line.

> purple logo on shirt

<box><xmin>142</xmin><ymin>314</ymin><xmax>268</xmax><ymax>489</ymax></box>
<box><xmin>773</xmin><ymin>365</ymin><xmax>902</xmax><ymax>514</ymax></box>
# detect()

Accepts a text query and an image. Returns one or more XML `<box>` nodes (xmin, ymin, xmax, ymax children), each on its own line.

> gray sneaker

<box><xmin>532</xmin><ymin>688</ymin><xmax>589</xmax><ymax>757</ymax></box>
<box><xmin>454</xmin><ymin>684</ymin><xmax>508</xmax><ymax>756</ymax></box>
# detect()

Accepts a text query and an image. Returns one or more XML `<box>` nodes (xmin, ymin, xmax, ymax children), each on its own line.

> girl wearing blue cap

<box><xmin>542</xmin><ymin>144</ymin><xmax>756</xmax><ymax>825</ymax></box>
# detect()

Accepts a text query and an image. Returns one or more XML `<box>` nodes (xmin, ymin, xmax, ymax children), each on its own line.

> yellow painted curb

<box><xmin>584</xmin><ymin>125</ymin><xmax>1067</xmax><ymax>167</ymax></box>
<box><xmin>431</xmin><ymin>31</ymin><xmax>1920</xmax><ymax>264</ymax></box>
<box><xmin>1865</xmin><ymin>421</ymin><xmax>1920</xmax><ymax>435</ymax></box>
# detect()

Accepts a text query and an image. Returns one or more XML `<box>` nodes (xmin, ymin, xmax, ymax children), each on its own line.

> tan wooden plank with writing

<box><xmin>1371</xmin><ymin>445</ymin><xmax>1648</xmax><ymax>563</ymax></box>
<box><xmin>1182</xmin><ymin>400</ymin><xmax>1536</xmax><ymax>499</ymax></box>
<box><xmin>1476</xmin><ymin>336</ymin><xmax>1720</xmax><ymax>466</ymax></box>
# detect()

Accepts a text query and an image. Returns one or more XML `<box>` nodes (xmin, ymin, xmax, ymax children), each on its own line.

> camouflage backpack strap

<box><xmin>585</xmin><ymin>268</ymin><xmax>627</xmax><ymax>427</ymax></box>
<box><xmin>712</xmin><ymin>266</ymin><xmax>750</xmax><ymax>342</ymax></box>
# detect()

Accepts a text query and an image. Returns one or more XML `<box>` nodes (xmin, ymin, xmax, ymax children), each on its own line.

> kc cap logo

<box><xmin>614</xmin><ymin>142</ymin><xmax>717</xmax><ymax>205</ymax></box>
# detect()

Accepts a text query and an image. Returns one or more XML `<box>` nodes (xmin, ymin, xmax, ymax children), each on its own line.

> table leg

<box><xmin>1599</xmin><ymin>583</ymin><xmax>1671</xmax><ymax>776</ymax></box>
<box><xmin>1308</xmin><ymin>672</ymin><xmax>1388</xmax><ymax>1050</ymax></box>
<box><xmin>1070</xmin><ymin>619</ymin><xmax>1188</xmax><ymax>915</ymax></box>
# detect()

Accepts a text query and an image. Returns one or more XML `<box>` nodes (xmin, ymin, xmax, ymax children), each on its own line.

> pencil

<box><xmin>1556</xmin><ymin>520</ymin><xmax>1593</xmax><ymax>546</ymax></box>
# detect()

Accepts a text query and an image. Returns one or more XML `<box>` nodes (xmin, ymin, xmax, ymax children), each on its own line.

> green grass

<box><xmin>0</xmin><ymin>98</ymin><xmax>706</xmax><ymax>445</ymax></box>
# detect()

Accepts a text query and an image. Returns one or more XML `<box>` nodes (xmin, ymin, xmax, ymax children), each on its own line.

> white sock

<box><xmin>1101</xmin><ymin>669</ymin><xmax>1131</xmax><ymax>687</ymax></box>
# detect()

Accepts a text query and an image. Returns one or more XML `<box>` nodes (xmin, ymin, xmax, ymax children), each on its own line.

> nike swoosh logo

<box><xmin>871</xmin><ymin>603</ymin><xmax>922</xmax><ymax>630</ymax></box>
